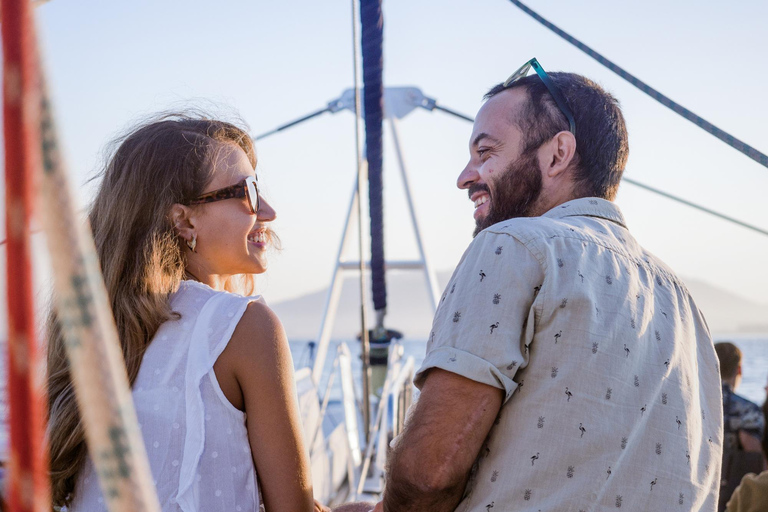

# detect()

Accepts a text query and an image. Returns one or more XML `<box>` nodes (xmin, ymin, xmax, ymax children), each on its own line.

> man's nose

<box><xmin>257</xmin><ymin>196</ymin><xmax>277</xmax><ymax>221</ymax></box>
<box><xmin>457</xmin><ymin>163</ymin><xmax>479</xmax><ymax>190</ymax></box>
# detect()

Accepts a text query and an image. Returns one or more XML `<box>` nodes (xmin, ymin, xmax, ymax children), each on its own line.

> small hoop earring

<box><xmin>186</xmin><ymin>235</ymin><xmax>197</xmax><ymax>253</ymax></box>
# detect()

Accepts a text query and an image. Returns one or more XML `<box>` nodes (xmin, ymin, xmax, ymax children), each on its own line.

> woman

<box><xmin>47</xmin><ymin>114</ymin><xmax>323</xmax><ymax>511</ymax></box>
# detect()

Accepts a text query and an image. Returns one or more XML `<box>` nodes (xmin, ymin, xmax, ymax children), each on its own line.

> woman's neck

<box><xmin>184</xmin><ymin>267</ymin><xmax>230</xmax><ymax>292</ymax></box>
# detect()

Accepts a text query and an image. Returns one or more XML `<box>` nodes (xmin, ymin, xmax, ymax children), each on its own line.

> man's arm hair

<box><xmin>383</xmin><ymin>369</ymin><xmax>503</xmax><ymax>512</ymax></box>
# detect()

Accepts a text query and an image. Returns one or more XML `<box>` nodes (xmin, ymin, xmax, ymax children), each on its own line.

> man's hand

<box><xmin>315</xmin><ymin>499</ymin><xmax>331</xmax><ymax>512</ymax></box>
<box><xmin>382</xmin><ymin>368</ymin><xmax>503</xmax><ymax>512</ymax></box>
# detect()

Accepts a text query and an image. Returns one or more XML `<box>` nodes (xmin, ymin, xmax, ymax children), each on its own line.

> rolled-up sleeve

<box><xmin>414</xmin><ymin>229</ymin><xmax>544</xmax><ymax>403</ymax></box>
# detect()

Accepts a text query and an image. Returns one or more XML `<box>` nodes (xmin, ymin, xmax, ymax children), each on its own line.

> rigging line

<box><xmin>622</xmin><ymin>177</ymin><xmax>768</xmax><ymax>237</ymax></box>
<box><xmin>506</xmin><ymin>0</ymin><xmax>768</xmax><ymax>170</ymax></box>
<box><xmin>433</xmin><ymin>104</ymin><xmax>475</xmax><ymax>123</ymax></box>
<box><xmin>253</xmin><ymin>107</ymin><xmax>331</xmax><ymax>141</ymax></box>
<box><xmin>351</xmin><ymin>0</ymin><xmax>372</xmax><ymax>446</ymax></box>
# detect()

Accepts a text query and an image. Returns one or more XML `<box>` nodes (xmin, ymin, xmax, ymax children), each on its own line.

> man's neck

<box><xmin>723</xmin><ymin>377</ymin><xmax>738</xmax><ymax>391</ymax></box>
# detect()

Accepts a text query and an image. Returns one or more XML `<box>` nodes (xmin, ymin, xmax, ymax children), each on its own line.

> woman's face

<box><xmin>191</xmin><ymin>143</ymin><xmax>276</xmax><ymax>277</ymax></box>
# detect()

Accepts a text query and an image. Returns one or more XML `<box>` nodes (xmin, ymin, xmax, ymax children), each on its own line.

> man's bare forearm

<box><xmin>382</xmin><ymin>471</ymin><xmax>465</xmax><ymax>512</ymax></box>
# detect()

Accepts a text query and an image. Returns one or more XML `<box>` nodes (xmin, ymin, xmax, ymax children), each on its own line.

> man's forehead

<box><xmin>471</xmin><ymin>89</ymin><xmax>527</xmax><ymax>146</ymax></box>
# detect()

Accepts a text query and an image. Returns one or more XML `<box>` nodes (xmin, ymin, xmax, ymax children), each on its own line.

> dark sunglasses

<box><xmin>503</xmin><ymin>57</ymin><xmax>576</xmax><ymax>136</ymax></box>
<box><xmin>187</xmin><ymin>176</ymin><xmax>260</xmax><ymax>214</ymax></box>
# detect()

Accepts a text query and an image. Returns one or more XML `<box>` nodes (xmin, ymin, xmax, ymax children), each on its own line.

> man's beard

<box><xmin>472</xmin><ymin>150</ymin><xmax>543</xmax><ymax>237</ymax></box>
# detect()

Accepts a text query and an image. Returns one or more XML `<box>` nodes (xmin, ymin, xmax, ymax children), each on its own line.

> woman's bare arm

<box><xmin>221</xmin><ymin>301</ymin><xmax>314</xmax><ymax>512</ymax></box>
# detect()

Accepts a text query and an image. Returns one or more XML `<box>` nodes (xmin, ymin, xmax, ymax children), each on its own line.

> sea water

<box><xmin>0</xmin><ymin>336</ymin><xmax>766</xmax><ymax>460</ymax></box>
<box><xmin>289</xmin><ymin>335</ymin><xmax>768</xmax><ymax>407</ymax></box>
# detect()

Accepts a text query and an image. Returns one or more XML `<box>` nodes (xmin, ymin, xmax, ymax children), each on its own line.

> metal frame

<box><xmin>310</xmin><ymin>89</ymin><xmax>444</xmax><ymax>387</ymax></box>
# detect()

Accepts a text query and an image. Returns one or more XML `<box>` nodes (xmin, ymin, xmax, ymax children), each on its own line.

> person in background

<box><xmin>763</xmin><ymin>374</ymin><xmax>768</xmax><ymax>462</ymax></box>
<box><xmin>714</xmin><ymin>342</ymin><xmax>765</xmax><ymax>453</ymax></box>
<box><xmin>372</xmin><ymin>59</ymin><xmax>722</xmax><ymax>512</ymax></box>
<box><xmin>714</xmin><ymin>342</ymin><xmax>766</xmax><ymax>511</ymax></box>
<box><xmin>725</xmin><ymin>372</ymin><xmax>768</xmax><ymax>511</ymax></box>
<box><xmin>46</xmin><ymin>113</ymin><xmax>333</xmax><ymax>512</ymax></box>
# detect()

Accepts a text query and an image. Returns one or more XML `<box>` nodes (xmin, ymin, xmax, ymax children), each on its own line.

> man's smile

<box><xmin>471</xmin><ymin>191</ymin><xmax>490</xmax><ymax>219</ymax></box>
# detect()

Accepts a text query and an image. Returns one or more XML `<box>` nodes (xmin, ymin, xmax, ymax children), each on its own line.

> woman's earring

<box><xmin>186</xmin><ymin>235</ymin><xmax>197</xmax><ymax>253</ymax></box>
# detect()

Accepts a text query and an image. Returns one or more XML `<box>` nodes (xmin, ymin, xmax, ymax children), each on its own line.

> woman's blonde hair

<box><xmin>47</xmin><ymin>113</ymin><xmax>258</xmax><ymax>507</ymax></box>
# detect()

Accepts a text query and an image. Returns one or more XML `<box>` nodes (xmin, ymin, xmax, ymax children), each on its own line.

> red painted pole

<box><xmin>1</xmin><ymin>0</ymin><xmax>50</xmax><ymax>510</ymax></box>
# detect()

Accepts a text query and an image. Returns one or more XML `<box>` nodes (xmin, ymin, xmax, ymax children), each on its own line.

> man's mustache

<box><xmin>468</xmin><ymin>183</ymin><xmax>490</xmax><ymax>200</ymax></box>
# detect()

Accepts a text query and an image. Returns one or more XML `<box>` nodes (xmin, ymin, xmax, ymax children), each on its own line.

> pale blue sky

<box><xmin>23</xmin><ymin>0</ymin><xmax>768</xmax><ymax>310</ymax></box>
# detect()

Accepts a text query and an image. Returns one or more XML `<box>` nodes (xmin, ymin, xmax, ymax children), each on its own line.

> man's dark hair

<box><xmin>714</xmin><ymin>341</ymin><xmax>742</xmax><ymax>380</ymax></box>
<box><xmin>485</xmin><ymin>73</ymin><xmax>628</xmax><ymax>200</ymax></box>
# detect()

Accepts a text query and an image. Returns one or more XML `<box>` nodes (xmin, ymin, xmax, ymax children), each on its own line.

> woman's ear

<box><xmin>170</xmin><ymin>204</ymin><xmax>195</xmax><ymax>242</ymax></box>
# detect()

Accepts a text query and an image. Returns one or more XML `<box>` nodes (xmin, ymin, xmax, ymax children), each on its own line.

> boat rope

<box><xmin>39</xmin><ymin>82</ymin><xmax>162</xmax><ymax>512</ymax></box>
<box><xmin>350</xmin><ymin>0</ymin><xmax>372</xmax><ymax>444</ymax></box>
<box><xmin>3</xmin><ymin>3</ymin><xmax>162</xmax><ymax>509</ymax></box>
<box><xmin>507</xmin><ymin>0</ymin><xmax>768</xmax><ymax>170</ymax></box>
<box><xmin>360</xmin><ymin>0</ymin><xmax>388</xmax><ymax>317</ymax></box>
<box><xmin>2</xmin><ymin>0</ymin><xmax>49</xmax><ymax>509</ymax></box>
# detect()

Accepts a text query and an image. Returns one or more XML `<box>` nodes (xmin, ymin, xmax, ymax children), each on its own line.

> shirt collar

<box><xmin>541</xmin><ymin>197</ymin><xmax>628</xmax><ymax>229</ymax></box>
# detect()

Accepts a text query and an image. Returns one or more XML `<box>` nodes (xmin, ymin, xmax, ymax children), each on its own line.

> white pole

<box><xmin>312</xmin><ymin>181</ymin><xmax>359</xmax><ymax>385</ymax></box>
<box><xmin>387</xmin><ymin>115</ymin><xmax>441</xmax><ymax>312</ymax></box>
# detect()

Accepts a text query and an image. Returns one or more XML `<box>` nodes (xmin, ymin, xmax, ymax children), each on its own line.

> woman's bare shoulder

<box><xmin>226</xmin><ymin>300</ymin><xmax>291</xmax><ymax>379</ymax></box>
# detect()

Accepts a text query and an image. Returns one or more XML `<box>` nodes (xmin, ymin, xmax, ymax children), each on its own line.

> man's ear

<box><xmin>540</xmin><ymin>130</ymin><xmax>577</xmax><ymax>180</ymax></box>
<box><xmin>169</xmin><ymin>204</ymin><xmax>196</xmax><ymax>242</ymax></box>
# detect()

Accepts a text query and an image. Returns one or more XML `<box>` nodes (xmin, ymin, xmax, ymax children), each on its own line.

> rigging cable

<box><xmin>253</xmin><ymin>107</ymin><xmax>332</xmax><ymax>141</ymax></box>
<box><xmin>507</xmin><ymin>0</ymin><xmax>768</xmax><ymax>170</ymax></box>
<box><xmin>350</xmin><ymin>0</ymin><xmax>372</xmax><ymax>445</ymax></box>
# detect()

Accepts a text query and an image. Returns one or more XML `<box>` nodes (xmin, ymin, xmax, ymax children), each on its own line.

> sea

<box><xmin>288</xmin><ymin>335</ymin><xmax>768</xmax><ymax>405</ymax></box>
<box><xmin>0</xmin><ymin>335</ymin><xmax>766</xmax><ymax>459</ymax></box>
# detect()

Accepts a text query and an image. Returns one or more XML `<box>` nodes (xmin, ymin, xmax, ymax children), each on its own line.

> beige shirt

<box><xmin>414</xmin><ymin>198</ymin><xmax>723</xmax><ymax>511</ymax></box>
<box><xmin>726</xmin><ymin>470</ymin><xmax>768</xmax><ymax>512</ymax></box>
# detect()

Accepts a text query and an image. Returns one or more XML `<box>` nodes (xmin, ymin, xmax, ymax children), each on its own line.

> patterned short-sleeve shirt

<box><xmin>414</xmin><ymin>197</ymin><xmax>723</xmax><ymax>512</ymax></box>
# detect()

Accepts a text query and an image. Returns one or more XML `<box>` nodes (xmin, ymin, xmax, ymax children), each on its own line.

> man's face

<box><xmin>457</xmin><ymin>88</ymin><xmax>543</xmax><ymax>237</ymax></box>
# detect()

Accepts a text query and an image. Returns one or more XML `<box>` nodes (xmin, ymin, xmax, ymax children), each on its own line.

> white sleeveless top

<box><xmin>71</xmin><ymin>281</ymin><xmax>264</xmax><ymax>512</ymax></box>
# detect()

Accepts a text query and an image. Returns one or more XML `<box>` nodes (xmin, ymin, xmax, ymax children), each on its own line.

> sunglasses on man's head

<box><xmin>187</xmin><ymin>176</ymin><xmax>260</xmax><ymax>214</ymax></box>
<box><xmin>503</xmin><ymin>57</ymin><xmax>576</xmax><ymax>136</ymax></box>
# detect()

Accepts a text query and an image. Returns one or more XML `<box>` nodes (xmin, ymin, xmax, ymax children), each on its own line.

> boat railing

<box><xmin>353</xmin><ymin>343</ymin><xmax>415</xmax><ymax>500</ymax></box>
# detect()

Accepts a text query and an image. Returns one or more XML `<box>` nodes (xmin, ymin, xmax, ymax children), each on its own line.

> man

<box><xmin>376</xmin><ymin>60</ymin><xmax>723</xmax><ymax>511</ymax></box>
<box><xmin>714</xmin><ymin>342</ymin><xmax>765</xmax><ymax>452</ymax></box>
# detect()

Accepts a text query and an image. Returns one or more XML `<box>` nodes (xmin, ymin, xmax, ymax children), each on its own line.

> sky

<box><xmin>5</xmin><ymin>0</ymin><xmax>767</xmax><ymax>318</ymax></box>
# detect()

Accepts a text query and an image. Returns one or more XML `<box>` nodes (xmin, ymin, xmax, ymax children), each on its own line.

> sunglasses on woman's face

<box><xmin>187</xmin><ymin>176</ymin><xmax>260</xmax><ymax>214</ymax></box>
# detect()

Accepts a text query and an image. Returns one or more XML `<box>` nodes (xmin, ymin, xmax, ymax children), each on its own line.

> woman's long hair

<box><xmin>47</xmin><ymin>113</ymin><xmax>257</xmax><ymax>507</ymax></box>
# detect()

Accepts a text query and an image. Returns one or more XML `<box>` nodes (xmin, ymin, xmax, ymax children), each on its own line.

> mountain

<box><xmin>271</xmin><ymin>271</ymin><xmax>768</xmax><ymax>340</ymax></box>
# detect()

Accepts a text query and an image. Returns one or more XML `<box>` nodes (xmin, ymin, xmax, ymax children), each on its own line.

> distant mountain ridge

<box><xmin>271</xmin><ymin>271</ymin><xmax>768</xmax><ymax>340</ymax></box>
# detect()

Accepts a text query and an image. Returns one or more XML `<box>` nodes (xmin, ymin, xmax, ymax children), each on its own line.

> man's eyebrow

<box><xmin>472</xmin><ymin>132</ymin><xmax>503</xmax><ymax>148</ymax></box>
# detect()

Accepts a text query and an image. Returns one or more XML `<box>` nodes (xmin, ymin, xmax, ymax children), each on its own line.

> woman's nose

<box><xmin>257</xmin><ymin>196</ymin><xmax>276</xmax><ymax>221</ymax></box>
